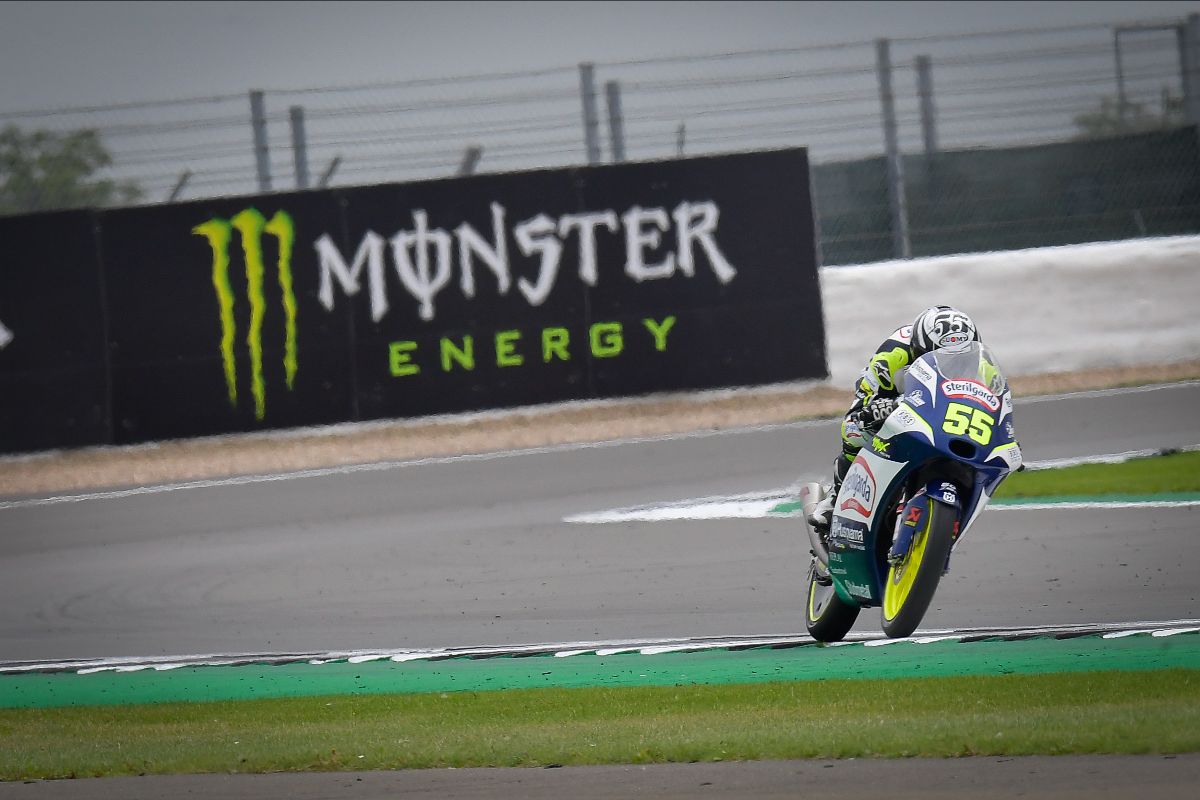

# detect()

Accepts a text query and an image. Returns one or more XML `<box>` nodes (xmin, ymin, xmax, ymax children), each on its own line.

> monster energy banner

<box><xmin>0</xmin><ymin>209</ymin><xmax>110</xmax><ymax>452</ymax></box>
<box><xmin>101</xmin><ymin>190</ymin><xmax>355</xmax><ymax>441</ymax></box>
<box><xmin>0</xmin><ymin>149</ymin><xmax>824</xmax><ymax>450</ymax></box>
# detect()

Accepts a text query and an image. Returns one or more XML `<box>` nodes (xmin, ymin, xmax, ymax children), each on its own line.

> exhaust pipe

<box><xmin>799</xmin><ymin>482</ymin><xmax>830</xmax><ymax>568</ymax></box>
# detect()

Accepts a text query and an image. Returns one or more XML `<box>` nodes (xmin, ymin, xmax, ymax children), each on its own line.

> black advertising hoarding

<box><xmin>0</xmin><ymin>210</ymin><xmax>110</xmax><ymax>453</ymax></box>
<box><xmin>579</xmin><ymin>151</ymin><xmax>822</xmax><ymax>396</ymax></box>
<box><xmin>1</xmin><ymin>148</ymin><xmax>824</xmax><ymax>452</ymax></box>
<box><xmin>339</xmin><ymin>168</ymin><xmax>593</xmax><ymax>419</ymax></box>
<box><xmin>99</xmin><ymin>192</ymin><xmax>357</xmax><ymax>443</ymax></box>
<box><xmin>337</xmin><ymin>148</ymin><xmax>825</xmax><ymax>420</ymax></box>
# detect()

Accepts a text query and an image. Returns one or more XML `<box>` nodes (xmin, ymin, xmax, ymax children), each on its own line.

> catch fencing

<box><xmin>1</xmin><ymin>14</ymin><xmax>1199</xmax><ymax>263</ymax></box>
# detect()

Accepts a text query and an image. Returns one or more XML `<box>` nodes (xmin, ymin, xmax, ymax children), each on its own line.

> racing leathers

<box><xmin>824</xmin><ymin>324</ymin><xmax>919</xmax><ymax>519</ymax></box>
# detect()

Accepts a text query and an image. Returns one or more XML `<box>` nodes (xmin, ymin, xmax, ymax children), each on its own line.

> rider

<box><xmin>808</xmin><ymin>305</ymin><xmax>981</xmax><ymax>538</ymax></box>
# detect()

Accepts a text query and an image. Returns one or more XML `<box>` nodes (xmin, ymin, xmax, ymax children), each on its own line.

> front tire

<box><xmin>805</xmin><ymin>559</ymin><xmax>860</xmax><ymax>642</ymax></box>
<box><xmin>881</xmin><ymin>500</ymin><xmax>956</xmax><ymax>638</ymax></box>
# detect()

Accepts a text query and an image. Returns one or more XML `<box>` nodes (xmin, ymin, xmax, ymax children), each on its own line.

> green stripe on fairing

<box><xmin>767</xmin><ymin>492</ymin><xmax>1200</xmax><ymax>515</ymax></box>
<box><xmin>3</xmin><ymin>634</ymin><xmax>1197</xmax><ymax>710</ymax></box>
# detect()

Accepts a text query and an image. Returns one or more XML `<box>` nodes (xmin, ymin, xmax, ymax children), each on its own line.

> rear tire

<box><xmin>805</xmin><ymin>560</ymin><xmax>860</xmax><ymax>642</ymax></box>
<box><xmin>881</xmin><ymin>500</ymin><xmax>956</xmax><ymax>638</ymax></box>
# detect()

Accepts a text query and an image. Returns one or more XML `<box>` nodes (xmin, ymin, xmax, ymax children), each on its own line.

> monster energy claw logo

<box><xmin>193</xmin><ymin>208</ymin><xmax>297</xmax><ymax>420</ymax></box>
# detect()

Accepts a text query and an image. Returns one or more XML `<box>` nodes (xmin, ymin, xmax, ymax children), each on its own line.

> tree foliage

<box><xmin>1072</xmin><ymin>94</ymin><xmax>1185</xmax><ymax>140</ymax></box>
<box><xmin>0</xmin><ymin>125</ymin><xmax>142</xmax><ymax>215</ymax></box>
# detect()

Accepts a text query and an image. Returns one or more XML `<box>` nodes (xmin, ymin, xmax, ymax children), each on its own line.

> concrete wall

<box><xmin>821</xmin><ymin>235</ymin><xmax>1200</xmax><ymax>386</ymax></box>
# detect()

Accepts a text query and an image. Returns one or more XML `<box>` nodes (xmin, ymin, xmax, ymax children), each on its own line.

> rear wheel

<box><xmin>881</xmin><ymin>500</ymin><xmax>956</xmax><ymax>638</ymax></box>
<box><xmin>805</xmin><ymin>559</ymin><xmax>860</xmax><ymax>642</ymax></box>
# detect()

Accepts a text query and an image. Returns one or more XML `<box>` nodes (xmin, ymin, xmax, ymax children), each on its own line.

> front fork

<box><xmin>889</xmin><ymin>479</ymin><xmax>962</xmax><ymax>573</ymax></box>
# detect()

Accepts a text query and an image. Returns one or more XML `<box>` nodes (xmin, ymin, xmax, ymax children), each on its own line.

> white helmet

<box><xmin>911</xmin><ymin>305</ymin><xmax>979</xmax><ymax>356</ymax></box>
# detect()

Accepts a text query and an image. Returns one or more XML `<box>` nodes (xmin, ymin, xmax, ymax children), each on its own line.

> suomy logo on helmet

<box><xmin>937</xmin><ymin>331</ymin><xmax>972</xmax><ymax>350</ymax></box>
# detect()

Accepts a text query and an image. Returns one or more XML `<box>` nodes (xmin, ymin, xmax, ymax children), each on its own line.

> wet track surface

<box><xmin>1</xmin><ymin>382</ymin><xmax>1198</xmax><ymax>797</ymax></box>
<box><xmin>1</xmin><ymin>382</ymin><xmax>1197</xmax><ymax>661</ymax></box>
<box><xmin>1</xmin><ymin>755</ymin><xmax>1198</xmax><ymax>800</ymax></box>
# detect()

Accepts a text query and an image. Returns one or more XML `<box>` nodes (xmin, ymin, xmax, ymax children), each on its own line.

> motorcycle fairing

<box><xmin>825</xmin><ymin>343</ymin><xmax>1020</xmax><ymax>608</ymax></box>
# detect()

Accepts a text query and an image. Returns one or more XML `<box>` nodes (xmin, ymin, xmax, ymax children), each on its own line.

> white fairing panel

<box><xmin>877</xmin><ymin>402</ymin><xmax>934</xmax><ymax>444</ymax></box>
<box><xmin>906</xmin><ymin>357</ymin><xmax>939</xmax><ymax>406</ymax></box>
<box><xmin>836</xmin><ymin>449</ymin><xmax>905</xmax><ymax>529</ymax></box>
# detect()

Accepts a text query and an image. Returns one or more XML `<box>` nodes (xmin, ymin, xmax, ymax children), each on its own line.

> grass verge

<box><xmin>995</xmin><ymin>450</ymin><xmax>1200</xmax><ymax>499</ymax></box>
<box><xmin>2</xmin><ymin>669</ymin><xmax>1198</xmax><ymax>780</ymax></box>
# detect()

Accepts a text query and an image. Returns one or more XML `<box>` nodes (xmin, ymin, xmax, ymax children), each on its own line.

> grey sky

<box><xmin>2</xmin><ymin>0</ymin><xmax>1199</xmax><ymax>113</ymax></box>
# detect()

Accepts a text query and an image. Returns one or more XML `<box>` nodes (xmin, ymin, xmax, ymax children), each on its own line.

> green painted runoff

<box><xmin>3</xmin><ymin>633</ymin><xmax>1196</xmax><ymax>710</ymax></box>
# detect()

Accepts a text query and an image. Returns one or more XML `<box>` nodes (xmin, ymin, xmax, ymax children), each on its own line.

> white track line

<box><xmin>4</xmin><ymin>382</ymin><xmax>1196</xmax><ymax>511</ymax></box>
<box><xmin>565</xmin><ymin>450</ymin><xmax>1200</xmax><ymax>523</ymax></box>
<box><xmin>11</xmin><ymin>441</ymin><xmax>1190</xmax><ymax>516</ymax></box>
<box><xmin>1015</xmin><ymin>379</ymin><xmax>1200</xmax><ymax>405</ymax></box>
<box><xmin>567</xmin><ymin>497</ymin><xmax>1200</xmax><ymax>523</ymax></box>
<box><xmin>5</xmin><ymin>381</ymin><xmax>1197</xmax><ymax>512</ymax></box>
<box><xmin>4</xmin><ymin>619</ymin><xmax>1197</xmax><ymax>676</ymax></box>
<box><xmin>0</xmin><ymin>421</ymin><xmax>840</xmax><ymax>511</ymax></box>
<box><xmin>1024</xmin><ymin>443</ymin><xmax>1200</xmax><ymax>471</ymax></box>
<box><xmin>992</xmin><ymin>500</ymin><xmax>1200</xmax><ymax>510</ymax></box>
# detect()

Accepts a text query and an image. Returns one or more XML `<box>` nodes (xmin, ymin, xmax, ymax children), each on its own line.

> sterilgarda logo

<box><xmin>192</xmin><ymin>209</ymin><xmax>298</xmax><ymax>421</ymax></box>
<box><xmin>838</xmin><ymin>459</ymin><xmax>876</xmax><ymax>519</ymax></box>
<box><xmin>941</xmin><ymin>379</ymin><xmax>1000</xmax><ymax>411</ymax></box>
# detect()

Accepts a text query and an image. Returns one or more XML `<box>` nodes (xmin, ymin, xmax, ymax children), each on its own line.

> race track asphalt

<box><xmin>2</xmin><ymin>382</ymin><xmax>1199</xmax><ymax>798</ymax></box>
<box><xmin>2</xmin><ymin>381</ymin><xmax>1196</xmax><ymax>662</ymax></box>
<box><xmin>3</xmin><ymin>755</ymin><xmax>1199</xmax><ymax>800</ymax></box>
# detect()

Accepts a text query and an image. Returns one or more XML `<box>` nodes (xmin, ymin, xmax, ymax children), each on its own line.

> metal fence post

<box><xmin>579</xmin><ymin>63</ymin><xmax>602</xmax><ymax>165</ymax></box>
<box><xmin>1114</xmin><ymin>29</ymin><xmax>1129</xmax><ymax>124</ymax></box>
<box><xmin>916</xmin><ymin>54</ymin><xmax>939</xmax><ymax>192</ymax></box>
<box><xmin>289</xmin><ymin>106</ymin><xmax>310</xmax><ymax>190</ymax></box>
<box><xmin>318</xmin><ymin>156</ymin><xmax>341</xmax><ymax>189</ymax></box>
<box><xmin>605</xmin><ymin>80</ymin><xmax>626</xmax><ymax>163</ymax></box>
<box><xmin>249</xmin><ymin>90</ymin><xmax>272</xmax><ymax>193</ymax></box>
<box><xmin>916</xmin><ymin>55</ymin><xmax>939</xmax><ymax>157</ymax></box>
<box><xmin>1184</xmin><ymin>13</ymin><xmax>1200</xmax><ymax>126</ymax></box>
<box><xmin>458</xmin><ymin>146</ymin><xmax>483</xmax><ymax>176</ymax></box>
<box><xmin>876</xmin><ymin>38</ymin><xmax>911</xmax><ymax>259</ymax></box>
<box><xmin>167</xmin><ymin>170</ymin><xmax>192</xmax><ymax>203</ymax></box>
<box><xmin>1177</xmin><ymin>25</ymin><xmax>1190</xmax><ymax>115</ymax></box>
<box><xmin>809</xmin><ymin>163</ymin><xmax>825</xmax><ymax>269</ymax></box>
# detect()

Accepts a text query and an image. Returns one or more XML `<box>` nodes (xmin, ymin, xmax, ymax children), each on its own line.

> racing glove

<box><xmin>858</xmin><ymin>396</ymin><xmax>897</xmax><ymax>430</ymax></box>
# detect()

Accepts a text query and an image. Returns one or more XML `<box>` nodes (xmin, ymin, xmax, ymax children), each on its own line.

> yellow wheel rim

<box><xmin>808</xmin><ymin>578</ymin><xmax>819</xmax><ymax>622</ymax></box>
<box><xmin>883</xmin><ymin>506</ymin><xmax>932</xmax><ymax>621</ymax></box>
<box><xmin>808</xmin><ymin>569</ymin><xmax>828</xmax><ymax>622</ymax></box>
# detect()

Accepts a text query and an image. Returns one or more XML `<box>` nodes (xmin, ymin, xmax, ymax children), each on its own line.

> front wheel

<box><xmin>881</xmin><ymin>500</ymin><xmax>956</xmax><ymax>638</ymax></box>
<box><xmin>805</xmin><ymin>560</ymin><xmax>860</xmax><ymax>642</ymax></box>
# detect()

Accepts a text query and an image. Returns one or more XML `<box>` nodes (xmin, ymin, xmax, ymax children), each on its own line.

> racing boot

<box><xmin>809</xmin><ymin>453</ymin><xmax>851</xmax><ymax>543</ymax></box>
<box><xmin>807</xmin><ymin>488</ymin><xmax>835</xmax><ymax>543</ymax></box>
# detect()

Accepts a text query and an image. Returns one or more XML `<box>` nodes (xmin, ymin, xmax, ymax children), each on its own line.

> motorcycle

<box><xmin>799</xmin><ymin>341</ymin><xmax>1022</xmax><ymax>641</ymax></box>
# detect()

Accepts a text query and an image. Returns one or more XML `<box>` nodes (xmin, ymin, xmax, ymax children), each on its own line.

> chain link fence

<box><xmin>2</xmin><ymin>13</ymin><xmax>1197</xmax><ymax>265</ymax></box>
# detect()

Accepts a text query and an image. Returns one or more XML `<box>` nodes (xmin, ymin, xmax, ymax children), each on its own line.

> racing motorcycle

<box><xmin>799</xmin><ymin>341</ymin><xmax>1022</xmax><ymax>641</ymax></box>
